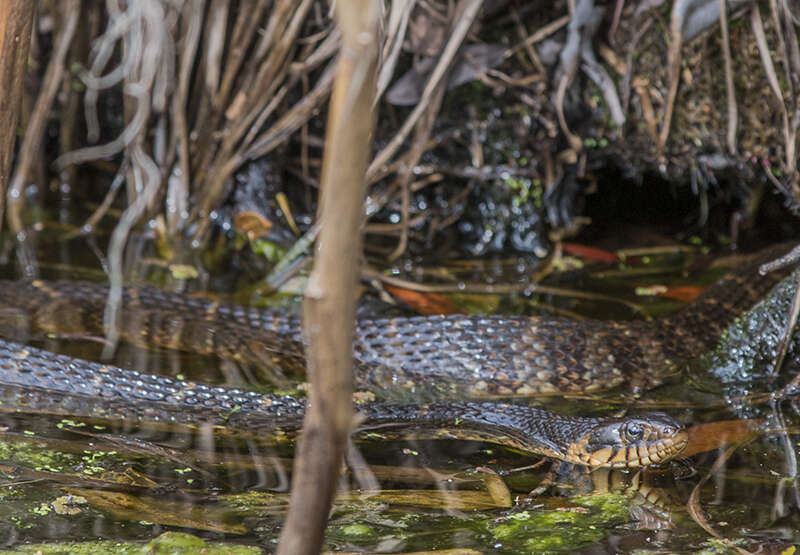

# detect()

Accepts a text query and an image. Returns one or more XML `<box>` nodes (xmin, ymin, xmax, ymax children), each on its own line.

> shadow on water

<box><xmin>0</xmin><ymin>235</ymin><xmax>798</xmax><ymax>553</ymax></box>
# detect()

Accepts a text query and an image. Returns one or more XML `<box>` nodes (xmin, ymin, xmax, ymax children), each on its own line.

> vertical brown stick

<box><xmin>0</xmin><ymin>1</ymin><xmax>35</xmax><ymax>231</ymax></box>
<box><xmin>7</xmin><ymin>0</ymin><xmax>80</xmax><ymax>233</ymax></box>
<box><xmin>276</xmin><ymin>2</ymin><xmax>379</xmax><ymax>554</ymax></box>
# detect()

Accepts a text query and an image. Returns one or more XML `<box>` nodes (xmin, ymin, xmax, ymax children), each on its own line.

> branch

<box><xmin>275</xmin><ymin>1</ymin><xmax>379</xmax><ymax>553</ymax></box>
<box><xmin>0</xmin><ymin>1</ymin><xmax>35</xmax><ymax>232</ymax></box>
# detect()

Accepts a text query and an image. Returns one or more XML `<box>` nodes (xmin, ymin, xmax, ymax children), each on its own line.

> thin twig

<box><xmin>365</xmin><ymin>0</ymin><xmax>483</xmax><ymax>183</ymax></box>
<box><xmin>660</xmin><ymin>1</ymin><xmax>687</xmax><ymax>153</ymax></box>
<box><xmin>769</xmin><ymin>400</ymin><xmax>798</xmax><ymax>520</ymax></box>
<box><xmin>769</xmin><ymin>270</ymin><xmax>800</xmax><ymax>377</ymax></box>
<box><xmin>0</xmin><ymin>1</ymin><xmax>36</xmax><ymax>233</ymax></box>
<box><xmin>687</xmin><ymin>443</ymin><xmax>754</xmax><ymax>555</ymax></box>
<box><xmin>361</xmin><ymin>267</ymin><xmax>649</xmax><ymax>315</ymax></box>
<box><xmin>719</xmin><ymin>0</ymin><xmax>738</xmax><ymax>154</ymax></box>
<box><xmin>388</xmin><ymin>76</ymin><xmax>444</xmax><ymax>261</ymax></box>
<box><xmin>507</xmin><ymin>14</ymin><xmax>570</xmax><ymax>57</ymax></box>
<box><xmin>7</xmin><ymin>0</ymin><xmax>80</xmax><ymax>233</ymax></box>
<box><xmin>376</xmin><ymin>0</ymin><xmax>413</xmax><ymax>101</ymax></box>
<box><xmin>167</xmin><ymin>0</ymin><xmax>204</xmax><ymax>235</ymax></box>
<box><xmin>63</xmin><ymin>158</ymin><xmax>129</xmax><ymax>240</ymax></box>
<box><xmin>751</xmin><ymin>4</ymin><xmax>795</xmax><ymax>181</ymax></box>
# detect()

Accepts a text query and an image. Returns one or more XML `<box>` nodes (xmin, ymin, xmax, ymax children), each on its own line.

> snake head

<box><xmin>570</xmin><ymin>413</ymin><xmax>689</xmax><ymax>468</ymax></box>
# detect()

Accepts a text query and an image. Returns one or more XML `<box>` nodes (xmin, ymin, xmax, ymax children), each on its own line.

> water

<box><xmin>0</xmin><ymin>231</ymin><xmax>798</xmax><ymax>554</ymax></box>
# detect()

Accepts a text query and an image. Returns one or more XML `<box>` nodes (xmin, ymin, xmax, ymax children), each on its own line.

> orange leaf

<box><xmin>233</xmin><ymin>211</ymin><xmax>272</xmax><ymax>240</ymax></box>
<box><xmin>384</xmin><ymin>285</ymin><xmax>459</xmax><ymax>315</ymax></box>
<box><xmin>658</xmin><ymin>285</ymin><xmax>705</xmax><ymax>302</ymax></box>
<box><xmin>561</xmin><ymin>242</ymin><xmax>621</xmax><ymax>263</ymax></box>
<box><xmin>682</xmin><ymin>419</ymin><xmax>759</xmax><ymax>458</ymax></box>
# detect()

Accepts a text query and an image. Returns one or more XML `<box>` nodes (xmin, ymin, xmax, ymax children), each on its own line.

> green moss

<box><xmin>0</xmin><ymin>436</ymin><xmax>125</xmax><ymax>478</ymax></box>
<box><xmin>490</xmin><ymin>494</ymin><xmax>631</xmax><ymax>553</ymax></box>
<box><xmin>250</xmin><ymin>237</ymin><xmax>285</xmax><ymax>263</ymax></box>
<box><xmin>51</xmin><ymin>494</ymin><xmax>87</xmax><ymax>516</ymax></box>
<box><xmin>0</xmin><ymin>439</ymin><xmax>79</xmax><ymax>475</ymax></box>
<box><xmin>30</xmin><ymin>503</ymin><xmax>52</xmax><ymax>516</ymax></box>
<box><xmin>144</xmin><ymin>532</ymin><xmax>259</xmax><ymax>554</ymax></box>
<box><xmin>690</xmin><ymin>537</ymin><xmax>749</xmax><ymax>554</ymax></box>
<box><xmin>339</xmin><ymin>523</ymin><xmax>376</xmax><ymax>538</ymax></box>
<box><xmin>220</xmin><ymin>491</ymin><xmax>285</xmax><ymax>515</ymax></box>
<box><xmin>0</xmin><ymin>532</ymin><xmax>260</xmax><ymax>554</ymax></box>
<box><xmin>573</xmin><ymin>492</ymin><xmax>631</xmax><ymax>517</ymax></box>
<box><xmin>167</xmin><ymin>264</ymin><xmax>199</xmax><ymax>280</ymax></box>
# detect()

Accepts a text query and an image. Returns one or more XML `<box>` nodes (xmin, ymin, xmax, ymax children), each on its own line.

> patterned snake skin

<box><xmin>0</xmin><ymin>340</ymin><xmax>686</xmax><ymax>467</ymax></box>
<box><xmin>0</xmin><ymin>244</ymin><xmax>791</xmax><ymax>467</ymax></box>
<box><xmin>0</xmin><ymin>243</ymin><xmax>791</xmax><ymax>396</ymax></box>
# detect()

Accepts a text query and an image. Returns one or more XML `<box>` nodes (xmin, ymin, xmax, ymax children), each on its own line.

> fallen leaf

<box><xmin>234</xmin><ymin>210</ymin><xmax>272</xmax><ymax>240</ymax></box>
<box><xmin>658</xmin><ymin>285</ymin><xmax>705</xmax><ymax>302</ymax></box>
<box><xmin>561</xmin><ymin>242</ymin><xmax>621</xmax><ymax>263</ymax></box>
<box><xmin>682</xmin><ymin>419</ymin><xmax>759</xmax><ymax>458</ymax></box>
<box><xmin>385</xmin><ymin>285</ymin><xmax>460</xmax><ymax>315</ymax></box>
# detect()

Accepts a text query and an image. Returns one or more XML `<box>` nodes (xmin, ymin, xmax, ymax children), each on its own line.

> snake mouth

<box><xmin>584</xmin><ymin>431</ymin><xmax>689</xmax><ymax>468</ymax></box>
<box><xmin>567</xmin><ymin>413</ymin><xmax>689</xmax><ymax>468</ymax></box>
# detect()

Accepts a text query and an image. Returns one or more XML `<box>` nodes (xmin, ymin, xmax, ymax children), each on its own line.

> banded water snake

<box><xmin>0</xmin><ymin>244</ymin><xmax>791</xmax><ymax>395</ymax></box>
<box><xmin>0</xmin><ymin>244</ymin><xmax>792</xmax><ymax>467</ymax></box>
<box><xmin>0</xmin><ymin>340</ymin><xmax>686</xmax><ymax>467</ymax></box>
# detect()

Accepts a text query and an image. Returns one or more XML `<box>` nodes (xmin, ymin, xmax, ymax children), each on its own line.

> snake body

<box><xmin>0</xmin><ymin>339</ymin><xmax>686</xmax><ymax>467</ymax></box>
<box><xmin>0</xmin><ymin>244</ymin><xmax>791</xmax><ymax>395</ymax></box>
<box><xmin>0</xmin><ymin>244</ymin><xmax>792</xmax><ymax>467</ymax></box>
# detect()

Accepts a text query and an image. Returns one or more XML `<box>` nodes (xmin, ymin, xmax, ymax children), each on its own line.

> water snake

<box><xmin>0</xmin><ymin>243</ymin><xmax>792</xmax><ymax>467</ymax></box>
<box><xmin>0</xmin><ymin>341</ymin><xmax>687</xmax><ymax>467</ymax></box>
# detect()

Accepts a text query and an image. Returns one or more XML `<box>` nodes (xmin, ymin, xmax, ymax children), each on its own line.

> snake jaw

<box><xmin>568</xmin><ymin>413</ymin><xmax>688</xmax><ymax>468</ymax></box>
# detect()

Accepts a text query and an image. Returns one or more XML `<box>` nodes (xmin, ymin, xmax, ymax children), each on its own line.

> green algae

<box><xmin>688</xmin><ymin>537</ymin><xmax>750</xmax><ymax>555</ymax></box>
<box><xmin>220</xmin><ymin>482</ymin><xmax>641</xmax><ymax>553</ymax></box>
<box><xmin>0</xmin><ymin>438</ymin><xmax>83</xmax><ymax>475</ymax></box>
<box><xmin>339</xmin><ymin>523</ymin><xmax>376</xmax><ymax>538</ymax></box>
<box><xmin>325</xmin><ymin>507</ymin><xmax>476</xmax><ymax>553</ymax></box>
<box><xmin>51</xmin><ymin>494</ymin><xmax>88</xmax><ymax>516</ymax></box>
<box><xmin>0</xmin><ymin>531</ymin><xmax>260</xmax><ymax>554</ymax></box>
<box><xmin>0</xmin><ymin>436</ymin><xmax>120</xmax><ymax>478</ymax></box>
<box><xmin>489</xmin><ymin>494</ymin><xmax>631</xmax><ymax>553</ymax></box>
<box><xmin>0</xmin><ymin>486</ymin><xmax>103</xmax><ymax>536</ymax></box>
<box><xmin>141</xmin><ymin>531</ymin><xmax>258</xmax><ymax>554</ymax></box>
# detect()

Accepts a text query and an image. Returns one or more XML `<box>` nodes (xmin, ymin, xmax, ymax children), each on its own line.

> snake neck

<box><xmin>356</xmin><ymin>402</ymin><xmax>600</xmax><ymax>458</ymax></box>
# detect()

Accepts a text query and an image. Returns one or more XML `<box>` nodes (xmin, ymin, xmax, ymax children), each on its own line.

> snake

<box><xmin>0</xmin><ymin>346</ymin><xmax>687</xmax><ymax>468</ymax></box>
<box><xmin>0</xmin><ymin>243</ymin><xmax>792</xmax><ymax>467</ymax></box>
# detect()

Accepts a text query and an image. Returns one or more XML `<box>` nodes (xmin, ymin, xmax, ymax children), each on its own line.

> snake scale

<box><xmin>0</xmin><ymin>243</ymin><xmax>792</xmax><ymax>467</ymax></box>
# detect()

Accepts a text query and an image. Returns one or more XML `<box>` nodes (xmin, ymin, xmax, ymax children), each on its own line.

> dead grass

<box><xmin>3</xmin><ymin>0</ymin><xmax>799</xmax><ymax>269</ymax></box>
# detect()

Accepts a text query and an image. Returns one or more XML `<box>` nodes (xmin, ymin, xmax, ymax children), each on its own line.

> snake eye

<box><xmin>624</xmin><ymin>422</ymin><xmax>643</xmax><ymax>442</ymax></box>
